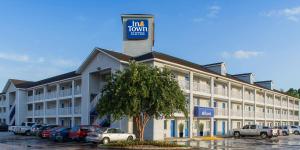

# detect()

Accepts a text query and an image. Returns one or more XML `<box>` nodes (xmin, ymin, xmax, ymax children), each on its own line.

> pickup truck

<box><xmin>12</xmin><ymin>122</ymin><xmax>36</xmax><ymax>136</ymax></box>
<box><xmin>233</xmin><ymin>125</ymin><xmax>277</xmax><ymax>139</ymax></box>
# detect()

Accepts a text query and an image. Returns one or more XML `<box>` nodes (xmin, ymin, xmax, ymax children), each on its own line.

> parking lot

<box><xmin>1</xmin><ymin>132</ymin><xmax>300</xmax><ymax>149</ymax></box>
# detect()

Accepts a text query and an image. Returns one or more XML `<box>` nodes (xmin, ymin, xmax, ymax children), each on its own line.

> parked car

<box><xmin>288</xmin><ymin>125</ymin><xmax>300</xmax><ymax>135</ymax></box>
<box><xmin>13</xmin><ymin>122</ymin><xmax>36</xmax><ymax>135</ymax></box>
<box><xmin>0</xmin><ymin>123</ymin><xmax>8</xmax><ymax>131</ymax></box>
<box><xmin>273</xmin><ymin>126</ymin><xmax>289</xmax><ymax>136</ymax></box>
<box><xmin>30</xmin><ymin>124</ymin><xmax>43</xmax><ymax>135</ymax></box>
<box><xmin>86</xmin><ymin>128</ymin><xmax>136</xmax><ymax>144</ymax></box>
<box><xmin>233</xmin><ymin>125</ymin><xmax>277</xmax><ymax>139</ymax></box>
<box><xmin>69</xmin><ymin>125</ymin><xmax>100</xmax><ymax>141</ymax></box>
<box><xmin>50</xmin><ymin>127</ymin><xmax>71</xmax><ymax>142</ymax></box>
<box><xmin>41</xmin><ymin>126</ymin><xmax>61</xmax><ymax>139</ymax></box>
<box><xmin>37</xmin><ymin>125</ymin><xmax>59</xmax><ymax>137</ymax></box>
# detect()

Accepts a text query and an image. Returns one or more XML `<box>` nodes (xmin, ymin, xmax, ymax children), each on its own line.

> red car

<box><xmin>41</xmin><ymin>126</ymin><xmax>61</xmax><ymax>138</ymax></box>
<box><xmin>69</xmin><ymin>125</ymin><xmax>100</xmax><ymax>141</ymax></box>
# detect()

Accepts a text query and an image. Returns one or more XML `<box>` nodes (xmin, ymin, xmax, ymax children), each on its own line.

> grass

<box><xmin>104</xmin><ymin>140</ymin><xmax>186</xmax><ymax>147</ymax></box>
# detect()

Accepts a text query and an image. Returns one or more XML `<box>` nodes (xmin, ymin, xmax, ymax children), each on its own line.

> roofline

<box><xmin>255</xmin><ymin>80</ymin><xmax>273</xmax><ymax>83</ymax></box>
<box><xmin>232</xmin><ymin>73</ymin><xmax>253</xmax><ymax>76</ymax></box>
<box><xmin>138</xmin><ymin>57</ymin><xmax>298</xmax><ymax>99</ymax></box>
<box><xmin>203</xmin><ymin>62</ymin><xmax>224</xmax><ymax>67</ymax></box>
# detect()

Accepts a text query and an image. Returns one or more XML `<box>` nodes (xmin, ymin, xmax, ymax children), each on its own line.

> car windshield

<box><xmin>96</xmin><ymin>128</ymin><xmax>107</xmax><ymax>133</ymax></box>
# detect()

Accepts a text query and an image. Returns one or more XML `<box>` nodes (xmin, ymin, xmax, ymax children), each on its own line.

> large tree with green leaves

<box><xmin>97</xmin><ymin>61</ymin><xmax>188</xmax><ymax>141</ymax></box>
<box><xmin>286</xmin><ymin>88</ymin><xmax>300</xmax><ymax>98</ymax></box>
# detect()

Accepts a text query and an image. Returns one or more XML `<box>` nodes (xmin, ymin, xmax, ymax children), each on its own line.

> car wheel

<box><xmin>234</xmin><ymin>132</ymin><xmax>240</xmax><ymax>138</ymax></box>
<box><xmin>127</xmin><ymin>136</ymin><xmax>134</xmax><ymax>141</ymax></box>
<box><xmin>260</xmin><ymin>132</ymin><xmax>267</xmax><ymax>139</ymax></box>
<box><xmin>295</xmin><ymin>131</ymin><xmax>299</xmax><ymax>135</ymax></box>
<box><xmin>102</xmin><ymin>137</ymin><xmax>110</xmax><ymax>144</ymax></box>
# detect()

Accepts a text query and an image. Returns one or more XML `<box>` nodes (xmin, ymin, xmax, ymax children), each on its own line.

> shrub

<box><xmin>104</xmin><ymin>140</ymin><xmax>186</xmax><ymax>147</ymax></box>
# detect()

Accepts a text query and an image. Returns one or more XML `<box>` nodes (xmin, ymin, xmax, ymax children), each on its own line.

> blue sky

<box><xmin>0</xmin><ymin>0</ymin><xmax>300</xmax><ymax>90</ymax></box>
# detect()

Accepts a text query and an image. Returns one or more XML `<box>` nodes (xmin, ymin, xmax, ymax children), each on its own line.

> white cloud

<box><xmin>222</xmin><ymin>50</ymin><xmax>263</xmax><ymax>59</ymax></box>
<box><xmin>51</xmin><ymin>59</ymin><xmax>79</xmax><ymax>67</ymax></box>
<box><xmin>192</xmin><ymin>5</ymin><xmax>221</xmax><ymax>23</ymax></box>
<box><xmin>264</xmin><ymin>6</ymin><xmax>300</xmax><ymax>22</ymax></box>
<box><xmin>208</xmin><ymin>5</ymin><xmax>221</xmax><ymax>18</ymax></box>
<box><xmin>0</xmin><ymin>52</ymin><xmax>30</xmax><ymax>62</ymax></box>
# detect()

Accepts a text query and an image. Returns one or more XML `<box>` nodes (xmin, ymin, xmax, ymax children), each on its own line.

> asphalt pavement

<box><xmin>0</xmin><ymin>132</ymin><xmax>300</xmax><ymax>149</ymax></box>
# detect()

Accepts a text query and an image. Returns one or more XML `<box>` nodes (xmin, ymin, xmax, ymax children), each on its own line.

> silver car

<box><xmin>86</xmin><ymin>128</ymin><xmax>136</xmax><ymax>144</ymax></box>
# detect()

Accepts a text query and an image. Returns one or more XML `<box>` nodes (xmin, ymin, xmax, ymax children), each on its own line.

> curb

<box><xmin>98</xmin><ymin>145</ymin><xmax>192</xmax><ymax>150</ymax></box>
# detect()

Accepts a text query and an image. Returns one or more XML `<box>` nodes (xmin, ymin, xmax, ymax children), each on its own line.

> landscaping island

<box><xmin>98</xmin><ymin>141</ymin><xmax>192</xmax><ymax>150</ymax></box>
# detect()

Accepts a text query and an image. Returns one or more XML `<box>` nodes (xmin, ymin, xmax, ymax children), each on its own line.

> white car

<box><xmin>86</xmin><ymin>128</ymin><xmax>136</xmax><ymax>144</ymax></box>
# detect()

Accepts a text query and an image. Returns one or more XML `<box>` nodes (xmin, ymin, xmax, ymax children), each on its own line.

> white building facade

<box><xmin>0</xmin><ymin>14</ymin><xmax>299</xmax><ymax>140</ymax></box>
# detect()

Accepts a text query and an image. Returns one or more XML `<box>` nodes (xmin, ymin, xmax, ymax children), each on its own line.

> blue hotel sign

<box><xmin>126</xmin><ymin>19</ymin><xmax>148</xmax><ymax>40</ymax></box>
<box><xmin>194</xmin><ymin>106</ymin><xmax>214</xmax><ymax>118</ymax></box>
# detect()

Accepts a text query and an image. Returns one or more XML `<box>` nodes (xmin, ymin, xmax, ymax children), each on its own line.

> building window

<box><xmin>164</xmin><ymin>120</ymin><xmax>167</xmax><ymax>130</ymax></box>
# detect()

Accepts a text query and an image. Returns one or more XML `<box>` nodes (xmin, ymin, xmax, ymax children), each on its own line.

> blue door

<box><xmin>222</xmin><ymin>121</ymin><xmax>225</xmax><ymax>135</ymax></box>
<box><xmin>213</xmin><ymin>121</ymin><xmax>217</xmax><ymax>135</ymax></box>
<box><xmin>185</xmin><ymin>121</ymin><xmax>189</xmax><ymax>137</ymax></box>
<box><xmin>170</xmin><ymin>120</ymin><xmax>176</xmax><ymax>137</ymax></box>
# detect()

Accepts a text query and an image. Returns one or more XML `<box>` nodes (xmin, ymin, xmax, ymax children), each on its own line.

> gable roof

<box><xmin>2</xmin><ymin>79</ymin><xmax>33</xmax><ymax>92</ymax></box>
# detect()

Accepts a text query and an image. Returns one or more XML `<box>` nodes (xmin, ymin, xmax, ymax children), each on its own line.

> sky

<box><xmin>0</xmin><ymin>0</ymin><xmax>300</xmax><ymax>91</ymax></box>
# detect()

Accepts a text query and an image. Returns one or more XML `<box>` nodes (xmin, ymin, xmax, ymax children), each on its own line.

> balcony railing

<box><xmin>75</xmin><ymin>87</ymin><xmax>81</xmax><ymax>95</ymax></box>
<box><xmin>74</xmin><ymin>106</ymin><xmax>81</xmax><ymax>114</ymax></box>
<box><xmin>176</xmin><ymin>79</ymin><xmax>190</xmax><ymax>90</ymax></box>
<box><xmin>27</xmin><ymin>110</ymin><xmax>33</xmax><ymax>116</ymax></box>
<box><xmin>46</xmin><ymin>91</ymin><xmax>57</xmax><ymax>99</ymax></box>
<box><xmin>244</xmin><ymin>111</ymin><xmax>254</xmax><ymax>118</ymax></box>
<box><xmin>256</xmin><ymin>112</ymin><xmax>264</xmax><ymax>118</ymax></box>
<box><xmin>275</xmin><ymin>114</ymin><xmax>280</xmax><ymax>119</ymax></box>
<box><xmin>28</xmin><ymin>96</ymin><xmax>33</xmax><ymax>102</ymax></box>
<box><xmin>244</xmin><ymin>92</ymin><xmax>255</xmax><ymax>101</ymax></box>
<box><xmin>282</xmin><ymin>114</ymin><xmax>288</xmax><ymax>120</ymax></box>
<box><xmin>274</xmin><ymin>100</ymin><xmax>281</xmax><ymax>106</ymax></box>
<box><xmin>231</xmin><ymin>109</ymin><xmax>242</xmax><ymax>117</ymax></box>
<box><xmin>266</xmin><ymin>98</ymin><xmax>273</xmax><ymax>105</ymax></box>
<box><xmin>34</xmin><ymin>110</ymin><xmax>44</xmax><ymax>116</ymax></box>
<box><xmin>289</xmin><ymin>103</ymin><xmax>294</xmax><ymax>109</ymax></box>
<box><xmin>58</xmin><ymin>107</ymin><xmax>72</xmax><ymax>115</ymax></box>
<box><xmin>282</xmin><ymin>101</ymin><xmax>288</xmax><ymax>107</ymax></box>
<box><xmin>256</xmin><ymin>99</ymin><xmax>264</xmax><ymax>104</ymax></box>
<box><xmin>266</xmin><ymin>113</ymin><xmax>273</xmax><ymax>119</ymax></box>
<box><xmin>193</xmin><ymin>82</ymin><xmax>210</xmax><ymax>94</ymax></box>
<box><xmin>231</xmin><ymin>91</ymin><xmax>242</xmax><ymax>99</ymax></box>
<box><xmin>289</xmin><ymin>115</ymin><xmax>294</xmax><ymax>120</ymax></box>
<box><xmin>46</xmin><ymin>108</ymin><xmax>56</xmax><ymax>116</ymax></box>
<box><xmin>214</xmin><ymin>87</ymin><xmax>228</xmax><ymax>97</ymax></box>
<box><xmin>214</xmin><ymin>108</ymin><xmax>228</xmax><ymax>117</ymax></box>
<box><xmin>59</xmin><ymin>89</ymin><xmax>72</xmax><ymax>97</ymax></box>
<box><xmin>34</xmin><ymin>94</ymin><xmax>44</xmax><ymax>101</ymax></box>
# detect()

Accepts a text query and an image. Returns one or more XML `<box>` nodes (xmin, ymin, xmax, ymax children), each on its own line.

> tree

<box><xmin>97</xmin><ymin>61</ymin><xmax>188</xmax><ymax>141</ymax></box>
<box><xmin>286</xmin><ymin>88</ymin><xmax>300</xmax><ymax>98</ymax></box>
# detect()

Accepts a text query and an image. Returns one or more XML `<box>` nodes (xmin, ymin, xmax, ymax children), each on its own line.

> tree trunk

<box><xmin>134</xmin><ymin>113</ymin><xmax>149</xmax><ymax>141</ymax></box>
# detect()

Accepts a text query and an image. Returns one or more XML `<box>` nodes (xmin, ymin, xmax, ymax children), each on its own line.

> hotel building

<box><xmin>0</xmin><ymin>14</ymin><xmax>299</xmax><ymax>140</ymax></box>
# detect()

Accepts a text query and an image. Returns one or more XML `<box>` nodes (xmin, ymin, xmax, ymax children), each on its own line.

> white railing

<box><xmin>46</xmin><ymin>91</ymin><xmax>57</xmax><ymax>99</ymax></box>
<box><xmin>266</xmin><ymin>113</ymin><xmax>273</xmax><ymax>119</ymax></box>
<box><xmin>46</xmin><ymin>108</ymin><xmax>56</xmax><ymax>116</ymax></box>
<box><xmin>244</xmin><ymin>111</ymin><xmax>254</xmax><ymax>118</ymax></box>
<box><xmin>275</xmin><ymin>114</ymin><xmax>280</xmax><ymax>119</ymax></box>
<box><xmin>256</xmin><ymin>112</ymin><xmax>264</xmax><ymax>118</ymax></box>
<box><xmin>90</xmin><ymin>93</ymin><xmax>102</xmax><ymax>110</ymax></box>
<box><xmin>34</xmin><ymin>94</ymin><xmax>44</xmax><ymax>101</ymax></box>
<box><xmin>74</xmin><ymin>106</ymin><xmax>81</xmax><ymax>114</ymax></box>
<box><xmin>193</xmin><ymin>82</ymin><xmax>210</xmax><ymax>94</ymax></box>
<box><xmin>295</xmin><ymin>104</ymin><xmax>299</xmax><ymax>109</ymax></box>
<box><xmin>244</xmin><ymin>92</ymin><xmax>255</xmax><ymax>101</ymax></box>
<box><xmin>231</xmin><ymin>91</ymin><xmax>242</xmax><ymax>99</ymax></box>
<box><xmin>294</xmin><ymin>115</ymin><xmax>299</xmax><ymax>120</ymax></box>
<box><xmin>58</xmin><ymin>107</ymin><xmax>72</xmax><ymax>115</ymax></box>
<box><xmin>266</xmin><ymin>98</ymin><xmax>273</xmax><ymax>105</ymax></box>
<box><xmin>27</xmin><ymin>110</ymin><xmax>33</xmax><ymax>116</ymax></box>
<box><xmin>34</xmin><ymin>110</ymin><xmax>44</xmax><ymax>116</ymax></box>
<box><xmin>176</xmin><ymin>79</ymin><xmax>190</xmax><ymax>90</ymax></box>
<box><xmin>214</xmin><ymin>87</ymin><xmax>228</xmax><ymax>97</ymax></box>
<box><xmin>289</xmin><ymin>103</ymin><xmax>294</xmax><ymax>109</ymax></box>
<box><xmin>256</xmin><ymin>98</ymin><xmax>264</xmax><ymax>104</ymax></box>
<box><xmin>231</xmin><ymin>109</ymin><xmax>242</xmax><ymax>117</ymax></box>
<box><xmin>282</xmin><ymin>114</ymin><xmax>288</xmax><ymax>120</ymax></box>
<box><xmin>282</xmin><ymin>101</ymin><xmax>288</xmax><ymax>107</ymax></box>
<box><xmin>214</xmin><ymin>108</ymin><xmax>228</xmax><ymax>116</ymax></box>
<box><xmin>274</xmin><ymin>100</ymin><xmax>281</xmax><ymax>106</ymax></box>
<box><xmin>59</xmin><ymin>89</ymin><xmax>72</xmax><ymax>97</ymax></box>
<box><xmin>75</xmin><ymin>87</ymin><xmax>81</xmax><ymax>95</ymax></box>
<box><xmin>289</xmin><ymin>115</ymin><xmax>294</xmax><ymax>120</ymax></box>
<box><xmin>28</xmin><ymin>96</ymin><xmax>33</xmax><ymax>102</ymax></box>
